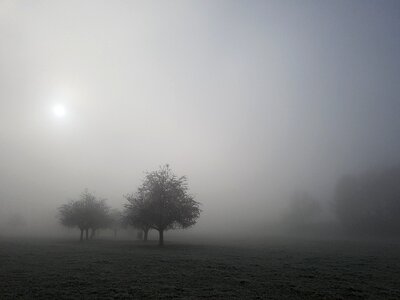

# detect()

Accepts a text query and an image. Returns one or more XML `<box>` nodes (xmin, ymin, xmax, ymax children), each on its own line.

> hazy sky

<box><xmin>1</xmin><ymin>1</ymin><xmax>400</xmax><ymax>232</ymax></box>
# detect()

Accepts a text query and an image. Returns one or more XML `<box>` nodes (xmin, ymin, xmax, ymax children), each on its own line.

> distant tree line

<box><xmin>335</xmin><ymin>166</ymin><xmax>400</xmax><ymax>236</ymax></box>
<box><xmin>59</xmin><ymin>163</ymin><xmax>400</xmax><ymax>241</ymax></box>
<box><xmin>58</xmin><ymin>165</ymin><xmax>201</xmax><ymax>246</ymax></box>
<box><xmin>279</xmin><ymin>166</ymin><xmax>400</xmax><ymax>238</ymax></box>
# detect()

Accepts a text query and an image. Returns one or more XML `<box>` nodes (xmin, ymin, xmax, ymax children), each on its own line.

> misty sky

<box><xmin>1</xmin><ymin>1</ymin><xmax>400</xmax><ymax>232</ymax></box>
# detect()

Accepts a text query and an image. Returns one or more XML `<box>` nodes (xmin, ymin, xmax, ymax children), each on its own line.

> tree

<box><xmin>58</xmin><ymin>190</ymin><xmax>110</xmax><ymax>241</ymax></box>
<box><xmin>124</xmin><ymin>165</ymin><xmax>201</xmax><ymax>246</ymax></box>
<box><xmin>87</xmin><ymin>197</ymin><xmax>110</xmax><ymax>239</ymax></box>
<box><xmin>124</xmin><ymin>192</ymin><xmax>152</xmax><ymax>242</ymax></box>
<box><xmin>335</xmin><ymin>167</ymin><xmax>400</xmax><ymax>236</ymax></box>
<box><xmin>109</xmin><ymin>209</ymin><xmax>123</xmax><ymax>238</ymax></box>
<box><xmin>59</xmin><ymin>198</ymin><xmax>87</xmax><ymax>241</ymax></box>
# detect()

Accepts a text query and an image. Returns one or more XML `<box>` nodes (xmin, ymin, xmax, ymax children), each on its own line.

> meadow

<box><xmin>0</xmin><ymin>237</ymin><xmax>399</xmax><ymax>299</ymax></box>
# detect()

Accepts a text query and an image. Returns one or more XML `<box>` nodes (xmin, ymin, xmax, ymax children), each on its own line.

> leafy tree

<box><xmin>59</xmin><ymin>198</ymin><xmax>88</xmax><ymax>241</ymax></box>
<box><xmin>87</xmin><ymin>197</ymin><xmax>110</xmax><ymax>239</ymax></box>
<box><xmin>124</xmin><ymin>165</ymin><xmax>201</xmax><ymax>246</ymax></box>
<box><xmin>124</xmin><ymin>192</ymin><xmax>152</xmax><ymax>242</ymax></box>
<box><xmin>58</xmin><ymin>190</ymin><xmax>110</xmax><ymax>241</ymax></box>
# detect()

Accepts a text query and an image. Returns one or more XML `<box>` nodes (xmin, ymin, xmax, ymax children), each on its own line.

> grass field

<box><xmin>0</xmin><ymin>237</ymin><xmax>399</xmax><ymax>299</ymax></box>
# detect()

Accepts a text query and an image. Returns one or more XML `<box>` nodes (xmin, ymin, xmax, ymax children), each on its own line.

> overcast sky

<box><xmin>1</xmin><ymin>0</ymin><xmax>400</xmax><ymax>232</ymax></box>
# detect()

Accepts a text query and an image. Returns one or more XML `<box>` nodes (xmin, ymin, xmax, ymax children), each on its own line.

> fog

<box><xmin>1</xmin><ymin>0</ymin><xmax>400</xmax><ymax>240</ymax></box>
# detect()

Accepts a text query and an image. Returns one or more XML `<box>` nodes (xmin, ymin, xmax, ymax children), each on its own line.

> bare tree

<box><xmin>88</xmin><ymin>197</ymin><xmax>110</xmax><ymax>239</ymax></box>
<box><xmin>58</xmin><ymin>190</ymin><xmax>110</xmax><ymax>241</ymax></box>
<box><xmin>124</xmin><ymin>192</ymin><xmax>152</xmax><ymax>242</ymax></box>
<box><xmin>59</xmin><ymin>198</ymin><xmax>87</xmax><ymax>241</ymax></box>
<box><xmin>124</xmin><ymin>165</ymin><xmax>201</xmax><ymax>246</ymax></box>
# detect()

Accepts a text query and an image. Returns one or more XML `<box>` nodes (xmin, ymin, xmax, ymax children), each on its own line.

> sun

<box><xmin>53</xmin><ymin>104</ymin><xmax>66</xmax><ymax>118</ymax></box>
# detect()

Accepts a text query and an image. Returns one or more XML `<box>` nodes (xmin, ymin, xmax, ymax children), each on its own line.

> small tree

<box><xmin>58</xmin><ymin>190</ymin><xmax>110</xmax><ymax>241</ymax></box>
<box><xmin>124</xmin><ymin>191</ymin><xmax>152</xmax><ymax>242</ymax></box>
<box><xmin>88</xmin><ymin>197</ymin><xmax>110</xmax><ymax>239</ymax></box>
<box><xmin>59</xmin><ymin>198</ymin><xmax>87</xmax><ymax>241</ymax></box>
<box><xmin>124</xmin><ymin>165</ymin><xmax>201</xmax><ymax>246</ymax></box>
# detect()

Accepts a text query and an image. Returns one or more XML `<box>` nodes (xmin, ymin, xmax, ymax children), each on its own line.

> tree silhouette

<box><xmin>58</xmin><ymin>190</ymin><xmax>110</xmax><ymax>241</ymax></box>
<box><xmin>124</xmin><ymin>192</ymin><xmax>152</xmax><ymax>242</ymax></box>
<box><xmin>124</xmin><ymin>165</ymin><xmax>201</xmax><ymax>246</ymax></box>
<box><xmin>335</xmin><ymin>167</ymin><xmax>400</xmax><ymax>236</ymax></box>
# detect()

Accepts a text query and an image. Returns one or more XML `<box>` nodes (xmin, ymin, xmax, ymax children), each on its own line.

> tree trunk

<box><xmin>80</xmin><ymin>229</ymin><xmax>84</xmax><ymax>241</ymax></box>
<box><xmin>158</xmin><ymin>229</ymin><xmax>164</xmax><ymax>246</ymax></box>
<box><xmin>144</xmin><ymin>228</ymin><xmax>149</xmax><ymax>242</ymax></box>
<box><xmin>85</xmin><ymin>228</ymin><xmax>89</xmax><ymax>240</ymax></box>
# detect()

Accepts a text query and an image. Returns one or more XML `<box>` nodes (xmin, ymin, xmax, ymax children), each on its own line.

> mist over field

<box><xmin>1</xmin><ymin>1</ymin><xmax>400</xmax><ymax>298</ymax></box>
<box><xmin>1</xmin><ymin>0</ymin><xmax>399</xmax><ymax>241</ymax></box>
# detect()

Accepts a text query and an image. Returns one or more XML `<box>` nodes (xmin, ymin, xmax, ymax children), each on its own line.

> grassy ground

<box><xmin>0</xmin><ymin>237</ymin><xmax>399</xmax><ymax>299</ymax></box>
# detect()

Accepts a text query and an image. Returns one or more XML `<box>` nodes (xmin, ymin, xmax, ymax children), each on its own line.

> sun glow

<box><xmin>53</xmin><ymin>104</ymin><xmax>66</xmax><ymax>118</ymax></box>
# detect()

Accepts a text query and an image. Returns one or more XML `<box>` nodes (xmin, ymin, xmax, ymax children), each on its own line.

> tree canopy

<box><xmin>58</xmin><ymin>190</ymin><xmax>110</xmax><ymax>241</ymax></box>
<box><xmin>124</xmin><ymin>165</ymin><xmax>201</xmax><ymax>246</ymax></box>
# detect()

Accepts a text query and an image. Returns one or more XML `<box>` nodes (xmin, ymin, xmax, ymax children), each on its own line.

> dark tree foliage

<box><xmin>124</xmin><ymin>165</ymin><xmax>201</xmax><ymax>246</ymax></box>
<box><xmin>123</xmin><ymin>191</ymin><xmax>152</xmax><ymax>242</ymax></box>
<box><xmin>58</xmin><ymin>190</ymin><xmax>110</xmax><ymax>241</ymax></box>
<box><xmin>335</xmin><ymin>167</ymin><xmax>400</xmax><ymax>236</ymax></box>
